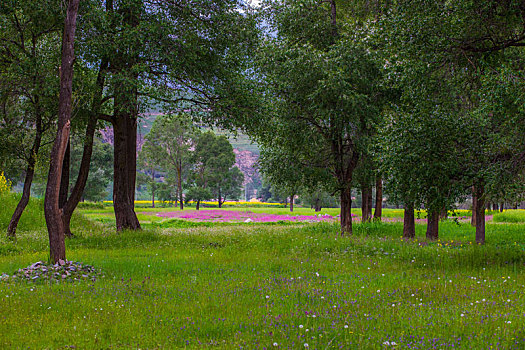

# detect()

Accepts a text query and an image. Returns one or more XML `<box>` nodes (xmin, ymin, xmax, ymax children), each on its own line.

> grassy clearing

<box><xmin>0</xmin><ymin>197</ymin><xmax>525</xmax><ymax>349</ymax></box>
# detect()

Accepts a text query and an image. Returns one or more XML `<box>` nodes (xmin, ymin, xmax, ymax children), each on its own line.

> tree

<box><xmin>188</xmin><ymin>131</ymin><xmax>238</xmax><ymax>210</ymax></box>
<box><xmin>212</xmin><ymin>166</ymin><xmax>244</xmax><ymax>208</ymax></box>
<box><xmin>140</xmin><ymin>113</ymin><xmax>197</xmax><ymax>210</ymax></box>
<box><xmin>0</xmin><ymin>1</ymin><xmax>62</xmax><ymax>238</ymax></box>
<box><xmin>380</xmin><ymin>0</ymin><xmax>525</xmax><ymax>243</ymax></box>
<box><xmin>259</xmin><ymin>147</ymin><xmax>306</xmax><ymax>212</ymax></box>
<box><xmin>44</xmin><ymin>0</ymin><xmax>80</xmax><ymax>263</ymax></box>
<box><xmin>80</xmin><ymin>0</ymin><xmax>258</xmax><ymax>230</ymax></box>
<box><xmin>252</xmin><ymin>0</ymin><xmax>386</xmax><ymax>234</ymax></box>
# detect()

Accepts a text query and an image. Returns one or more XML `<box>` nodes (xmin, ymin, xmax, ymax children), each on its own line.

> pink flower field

<box><xmin>153</xmin><ymin>209</ymin><xmax>337</xmax><ymax>223</ymax></box>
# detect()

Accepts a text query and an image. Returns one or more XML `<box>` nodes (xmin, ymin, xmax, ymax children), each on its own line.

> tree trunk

<box><xmin>361</xmin><ymin>183</ymin><xmax>371</xmax><ymax>223</ymax></box>
<box><xmin>196</xmin><ymin>200</ymin><xmax>200</xmax><ymax>210</ymax></box>
<box><xmin>426</xmin><ymin>210</ymin><xmax>439</xmax><ymax>241</ymax></box>
<box><xmin>439</xmin><ymin>207</ymin><xmax>448</xmax><ymax>220</ymax></box>
<box><xmin>7</xmin><ymin>119</ymin><xmax>42</xmax><ymax>238</ymax></box>
<box><xmin>44</xmin><ymin>0</ymin><xmax>80</xmax><ymax>263</ymax></box>
<box><xmin>500</xmin><ymin>203</ymin><xmax>504</xmax><ymax>212</ymax></box>
<box><xmin>218</xmin><ymin>186</ymin><xmax>222</xmax><ymax>208</ymax></box>
<box><xmin>61</xmin><ymin>59</ymin><xmax>109</xmax><ymax>237</ymax></box>
<box><xmin>151</xmin><ymin>169</ymin><xmax>155</xmax><ymax>208</ymax></box>
<box><xmin>113</xmin><ymin>114</ymin><xmax>141</xmax><ymax>231</ymax></box>
<box><xmin>177</xmin><ymin>163</ymin><xmax>184</xmax><ymax>210</ymax></box>
<box><xmin>290</xmin><ymin>193</ymin><xmax>294</xmax><ymax>212</ymax></box>
<box><xmin>373</xmin><ymin>176</ymin><xmax>382</xmax><ymax>221</ymax></box>
<box><xmin>315</xmin><ymin>197</ymin><xmax>321</xmax><ymax>212</ymax></box>
<box><xmin>474</xmin><ymin>182</ymin><xmax>486</xmax><ymax>244</ymax></box>
<box><xmin>340</xmin><ymin>186</ymin><xmax>353</xmax><ymax>235</ymax></box>
<box><xmin>471</xmin><ymin>186</ymin><xmax>476</xmax><ymax>227</ymax></box>
<box><xmin>403</xmin><ymin>203</ymin><xmax>415</xmax><ymax>239</ymax></box>
<box><xmin>59</xmin><ymin>139</ymin><xmax>70</xmax><ymax>210</ymax></box>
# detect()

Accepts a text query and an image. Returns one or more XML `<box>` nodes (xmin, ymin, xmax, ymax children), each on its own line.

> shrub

<box><xmin>0</xmin><ymin>171</ymin><xmax>11</xmax><ymax>195</ymax></box>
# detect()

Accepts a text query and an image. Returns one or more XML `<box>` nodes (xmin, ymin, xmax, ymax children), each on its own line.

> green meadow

<box><xmin>1</xmin><ymin>195</ymin><xmax>525</xmax><ymax>349</ymax></box>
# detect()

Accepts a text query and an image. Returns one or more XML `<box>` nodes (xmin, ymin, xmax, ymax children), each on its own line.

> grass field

<box><xmin>1</xmin><ymin>195</ymin><xmax>525</xmax><ymax>349</ymax></box>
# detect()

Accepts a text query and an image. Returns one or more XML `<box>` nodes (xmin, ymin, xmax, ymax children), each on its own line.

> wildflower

<box><xmin>266</xmin><ymin>295</ymin><xmax>270</xmax><ymax>299</ymax></box>
<box><xmin>273</xmin><ymin>342</ymin><xmax>278</xmax><ymax>347</ymax></box>
<box><xmin>299</xmin><ymin>325</ymin><xmax>304</xmax><ymax>329</ymax></box>
<box><xmin>344</xmin><ymin>325</ymin><xmax>349</xmax><ymax>329</ymax></box>
<box><xmin>304</xmin><ymin>344</ymin><xmax>309</xmax><ymax>348</ymax></box>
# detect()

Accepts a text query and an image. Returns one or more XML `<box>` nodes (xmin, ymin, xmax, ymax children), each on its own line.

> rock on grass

<box><xmin>1</xmin><ymin>260</ymin><xmax>103</xmax><ymax>283</ymax></box>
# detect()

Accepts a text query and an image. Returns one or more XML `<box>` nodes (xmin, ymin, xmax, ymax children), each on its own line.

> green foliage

<box><xmin>378</xmin><ymin>0</ymin><xmax>525</xmax><ymax>212</ymax></box>
<box><xmin>187</xmin><ymin>131</ymin><xmax>242</xmax><ymax>205</ymax></box>
<box><xmin>251</xmin><ymin>0</ymin><xmax>387</xmax><ymax>221</ymax></box>
<box><xmin>70</xmin><ymin>137</ymin><xmax>113</xmax><ymax>202</ymax></box>
<box><xmin>184</xmin><ymin>186</ymin><xmax>212</xmax><ymax>205</ymax></box>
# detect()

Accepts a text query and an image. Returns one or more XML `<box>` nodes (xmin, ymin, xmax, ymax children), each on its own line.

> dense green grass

<box><xmin>493</xmin><ymin>210</ymin><xmax>525</xmax><ymax>223</ymax></box>
<box><xmin>0</xmin><ymin>193</ymin><xmax>46</xmax><ymax>233</ymax></box>
<box><xmin>1</xmin><ymin>196</ymin><xmax>525</xmax><ymax>349</ymax></box>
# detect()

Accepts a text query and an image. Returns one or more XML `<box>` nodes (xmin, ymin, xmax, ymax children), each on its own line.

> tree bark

<box><xmin>7</xmin><ymin>116</ymin><xmax>42</xmax><ymax>238</ymax></box>
<box><xmin>474</xmin><ymin>182</ymin><xmax>486</xmax><ymax>244</ymax></box>
<box><xmin>110</xmin><ymin>0</ymin><xmax>141</xmax><ymax>231</ymax></box>
<box><xmin>439</xmin><ymin>207</ymin><xmax>448</xmax><ymax>220</ymax></box>
<box><xmin>61</xmin><ymin>59</ymin><xmax>109</xmax><ymax>237</ymax></box>
<box><xmin>500</xmin><ymin>203</ymin><xmax>504</xmax><ymax>212</ymax></box>
<box><xmin>44</xmin><ymin>0</ymin><xmax>80</xmax><ymax>263</ymax></box>
<box><xmin>151</xmin><ymin>170</ymin><xmax>155</xmax><ymax>208</ymax></box>
<box><xmin>315</xmin><ymin>197</ymin><xmax>321</xmax><ymax>212</ymax></box>
<box><xmin>403</xmin><ymin>203</ymin><xmax>415</xmax><ymax>239</ymax></box>
<box><xmin>290</xmin><ymin>193</ymin><xmax>294</xmax><ymax>212</ymax></box>
<box><xmin>361</xmin><ymin>183</ymin><xmax>372</xmax><ymax>223</ymax></box>
<box><xmin>425</xmin><ymin>210</ymin><xmax>439</xmax><ymax>241</ymax></box>
<box><xmin>59</xmin><ymin>140</ymin><xmax>70</xmax><ymax>210</ymax></box>
<box><xmin>113</xmin><ymin>114</ymin><xmax>141</xmax><ymax>231</ymax></box>
<box><xmin>340</xmin><ymin>186</ymin><xmax>353</xmax><ymax>235</ymax></box>
<box><xmin>471</xmin><ymin>186</ymin><xmax>476</xmax><ymax>227</ymax></box>
<box><xmin>196</xmin><ymin>200</ymin><xmax>200</xmax><ymax>210</ymax></box>
<box><xmin>177</xmin><ymin>162</ymin><xmax>184</xmax><ymax>210</ymax></box>
<box><xmin>373</xmin><ymin>176</ymin><xmax>382</xmax><ymax>221</ymax></box>
<box><xmin>218</xmin><ymin>186</ymin><xmax>222</xmax><ymax>208</ymax></box>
